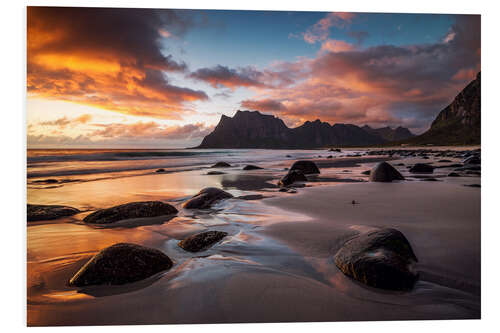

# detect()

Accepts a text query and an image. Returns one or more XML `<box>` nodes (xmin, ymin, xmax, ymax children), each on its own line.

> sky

<box><xmin>27</xmin><ymin>7</ymin><xmax>480</xmax><ymax>148</ymax></box>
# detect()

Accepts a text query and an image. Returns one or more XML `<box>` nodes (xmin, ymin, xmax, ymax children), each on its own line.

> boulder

<box><xmin>211</xmin><ymin>162</ymin><xmax>231</xmax><ymax>168</ymax></box>
<box><xmin>409</xmin><ymin>163</ymin><xmax>434</xmax><ymax>173</ymax></box>
<box><xmin>243</xmin><ymin>164</ymin><xmax>263</xmax><ymax>170</ymax></box>
<box><xmin>278</xmin><ymin>170</ymin><xmax>307</xmax><ymax>187</ymax></box>
<box><xmin>290</xmin><ymin>160</ymin><xmax>320</xmax><ymax>174</ymax></box>
<box><xmin>334</xmin><ymin>228</ymin><xmax>418</xmax><ymax>290</ymax></box>
<box><xmin>83</xmin><ymin>201</ymin><xmax>178</xmax><ymax>224</ymax></box>
<box><xmin>68</xmin><ymin>243</ymin><xmax>173</xmax><ymax>287</ymax></box>
<box><xmin>369</xmin><ymin>162</ymin><xmax>404</xmax><ymax>182</ymax></box>
<box><xmin>182</xmin><ymin>187</ymin><xmax>233</xmax><ymax>209</ymax></box>
<box><xmin>27</xmin><ymin>204</ymin><xmax>80</xmax><ymax>222</ymax></box>
<box><xmin>178</xmin><ymin>231</ymin><xmax>228</xmax><ymax>252</ymax></box>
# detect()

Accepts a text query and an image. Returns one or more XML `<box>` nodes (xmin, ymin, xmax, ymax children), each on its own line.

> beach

<box><xmin>27</xmin><ymin>147</ymin><xmax>481</xmax><ymax>325</ymax></box>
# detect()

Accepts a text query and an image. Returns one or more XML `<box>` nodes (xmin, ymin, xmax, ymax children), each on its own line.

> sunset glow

<box><xmin>27</xmin><ymin>7</ymin><xmax>480</xmax><ymax>148</ymax></box>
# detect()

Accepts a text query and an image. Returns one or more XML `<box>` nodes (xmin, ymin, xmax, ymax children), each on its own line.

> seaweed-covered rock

<box><xmin>182</xmin><ymin>187</ymin><xmax>233</xmax><ymax>209</ymax></box>
<box><xmin>334</xmin><ymin>228</ymin><xmax>418</xmax><ymax>290</ymax></box>
<box><xmin>278</xmin><ymin>170</ymin><xmax>307</xmax><ymax>187</ymax></box>
<box><xmin>290</xmin><ymin>160</ymin><xmax>320</xmax><ymax>175</ymax></box>
<box><xmin>369</xmin><ymin>162</ymin><xmax>404</xmax><ymax>182</ymax></box>
<box><xmin>409</xmin><ymin>163</ymin><xmax>434</xmax><ymax>173</ymax></box>
<box><xmin>178</xmin><ymin>231</ymin><xmax>228</xmax><ymax>252</ymax></box>
<box><xmin>243</xmin><ymin>164</ymin><xmax>263</xmax><ymax>170</ymax></box>
<box><xmin>83</xmin><ymin>201</ymin><xmax>178</xmax><ymax>224</ymax></box>
<box><xmin>27</xmin><ymin>204</ymin><xmax>80</xmax><ymax>222</ymax></box>
<box><xmin>68</xmin><ymin>243</ymin><xmax>173</xmax><ymax>287</ymax></box>
<box><xmin>211</xmin><ymin>162</ymin><xmax>231</xmax><ymax>168</ymax></box>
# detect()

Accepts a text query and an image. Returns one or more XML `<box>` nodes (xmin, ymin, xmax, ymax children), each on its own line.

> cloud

<box><xmin>28</xmin><ymin>121</ymin><xmax>214</xmax><ymax>148</ymax></box>
<box><xmin>27</xmin><ymin>7</ymin><xmax>208</xmax><ymax>119</ymax></box>
<box><xmin>241</xmin><ymin>99</ymin><xmax>287</xmax><ymax>111</ymax></box>
<box><xmin>241</xmin><ymin>15</ymin><xmax>480</xmax><ymax>133</ymax></box>
<box><xmin>320</xmin><ymin>39</ymin><xmax>356</xmax><ymax>53</ymax></box>
<box><xmin>189</xmin><ymin>65</ymin><xmax>265</xmax><ymax>90</ymax></box>
<box><xmin>89</xmin><ymin>122</ymin><xmax>213</xmax><ymax>140</ymax></box>
<box><xmin>38</xmin><ymin>114</ymin><xmax>93</xmax><ymax>128</ymax></box>
<box><xmin>303</xmin><ymin>12</ymin><xmax>356</xmax><ymax>44</ymax></box>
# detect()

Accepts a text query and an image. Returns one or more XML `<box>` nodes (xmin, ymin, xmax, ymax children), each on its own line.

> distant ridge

<box><xmin>404</xmin><ymin>72</ymin><xmax>481</xmax><ymax>145</ymax></box>
<box><xmin>197</xmin><ymin>110</ymin><xmax>414</xmax><ymax>149</ymax></box>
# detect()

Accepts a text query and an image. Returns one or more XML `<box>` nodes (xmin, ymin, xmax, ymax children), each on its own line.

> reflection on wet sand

<box><xmin>27</xmin><ymin>149</ymin><xmax>481</xmax><ymax>325</ymax></box>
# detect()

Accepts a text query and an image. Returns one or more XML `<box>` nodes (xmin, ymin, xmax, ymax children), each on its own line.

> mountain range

<box><xmin>197</xmin><ymin>111</ymin><xmax>414</xmax><ymax>148</ymax></box>
<box><xmin>197</xmin><ymin>72</ymin><xmax>480</xmax><ymax>148</ymax></box>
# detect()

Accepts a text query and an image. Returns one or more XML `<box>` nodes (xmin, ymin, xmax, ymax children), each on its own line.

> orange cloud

<box><xmin>241</xmin><ymin>15</ymin><xmax>481</xmax><ymax>133</ymax></box>
<box><xmin>27</xmin><ymin>7</ymin><xmax>208</xmax><ymax>119</ymax></box>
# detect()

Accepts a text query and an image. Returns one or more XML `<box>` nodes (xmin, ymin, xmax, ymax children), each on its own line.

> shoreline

<box><xmin>27</xmin><ymin>148</ymin><xmax>481</xmax><ymax>325</ymax></box>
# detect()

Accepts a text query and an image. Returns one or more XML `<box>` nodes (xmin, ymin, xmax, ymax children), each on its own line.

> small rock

<box><xmin>211</xmin><ymin>162</ymin><xmax>231</xmax><ymax>168</ymax></box>
<box><xmin>68</xmin><ymin>243</ymin><xmax>173</xmax><ymax>287</ymax></box>
<box><xmin>27</xmin><ymin>204</ymin><xmax>80</xmax><ymax>222</ymax></box>
<box><xmin>464</xmin><ymin>184</ymin><xmax>481</xmax><ymax>188</ymax></box>
<box><xmin>409</xmin><ymin>163</ymin><xmax>434</xmax><ymax>173</ymax></box>
<box><xmin>207</xmin><ymin>171</ymin><xmax>226</xmax><ymax>175</ymax></box>
<box><xmin>290</xmin><ymin>160</ymin><xmax>320</xmax><ymax>174</ymax></box>
<box><xmin>447</xmin><ymin>172</ymin><xmax>460</xmax><ymax>177</ymax></box>
<box><xmin>183</xmin><ymin>187</ymin><xmax>233</xmax><ymax>209</ymax></box>
<box><xmin>178</xmin><ymin>231</ymin><xmax>228</xmax><ymax>252</ymax></box>
<box><xmin>243</xmin><ymin>165</ymin><xmax>263</xmax><ymax>170</ymax></box>
<box><xmin>155</xmin><ymin>168</ymin><xmax>166</xmax><ymax>173</ymax></box>
<box><xmin>361</xmin><ymin>170</ymin><xmax>371</xmax><ymax>175</ymax></box>
<box><xmin>327</xmin><ymin>155</ymin><xmax>333</xmax><ymax>159</ymax></box>
<box><xmin>278</xmin><ymin>170</ymin><xmax>307</xmax><ymax>187</ymax></box>
<box><xmin>369</xmin><ymin>162</ymin><xmax>405</xmax><ymax>182</ymax></box>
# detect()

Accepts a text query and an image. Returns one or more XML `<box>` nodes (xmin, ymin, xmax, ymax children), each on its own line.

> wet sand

<box><xmin>27</xmin><ymin>148</ymin><xmax>481</xmax><ymax>325</ymax></box>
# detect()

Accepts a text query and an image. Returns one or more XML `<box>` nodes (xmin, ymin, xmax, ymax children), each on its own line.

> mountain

<box><xmin>197</xmin><ymin>110</ymin><xmax>408</xmax><ymax>148</ymax></box>
<box><xmin>361</xmin><ymin>125</ymin><xmax>415</xmax><ymax>142</ymax></box>
<box><xmin>406</xmin><ymin>72</ymin><xmax>481</xmax><ymax>145</ymax></box>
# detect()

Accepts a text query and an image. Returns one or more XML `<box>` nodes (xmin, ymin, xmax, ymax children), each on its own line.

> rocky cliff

<box><xmin>407</xmin><ymin>72</ymin><xmax>481</xmax><ymax>145</ymax></box>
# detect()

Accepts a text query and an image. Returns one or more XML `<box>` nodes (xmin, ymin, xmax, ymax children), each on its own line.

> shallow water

<box><xmin>27</xmin><ymin>147</ymin><xmax>481</xmax><ymax>325</ymax></box>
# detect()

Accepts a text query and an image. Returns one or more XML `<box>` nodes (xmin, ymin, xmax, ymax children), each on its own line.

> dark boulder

<box><xmin>155</xmin><ymin>168</ymin><xmax>166</xmax><ymax>173</ymax></box>
<box><xmin>369</xmin><ymin>162</ymin><xmax>404</xmax><ymax>182</ymax></box>
<box><xmin>68</xmin><ymin>243</ymin><xmax>173</xmax><ymax>287</ymax></box>
<box><xmin>409</xmin><ymin>163</ymin><xmax>434</xmax><ymax>173</ymax></box>
<box><xmin>278</xmin><ymin>170</ymin><xmax>307</xmax><ymax>187</ymax></box>
<box><xmin>178</xmin><ymin>231</ymin><xmax>228</xmax><ymax>252</ymax></box>
<box><xmin>290</xmin><ymin>160</ymin><xmax>320</xmax><ymax>175</ymax></box>
<box><xmin>447</xmin><ymin>172</ymin><xmax>461</xmax><ymax>177</ymax></box>
<box><xmin>243</xmin><ymin>164</ymin><xmax>263</xmax><ymax>170</ymax></box>
<box><xmin>27</xmin><ymin>204</ymin><xmax>80</xmax><ymax>222</ymax></box>
<box><xmin>334</xmin><ymin>228</ymin><xmax>418</xmax><ymax>290</ymax></box>
<box><xmin>83</xmin><ymin>201</ymin><xmax>178</xmax><ymax>224</ymax></box>
<box><xmin>211</xmin><ymin>162</ymin><xmax>231</xmax><ymax>168</ymax></box>
<box><xmin>183</xmin><ymin>187</ymin><xmax>233</xmax><ymax>209</ymax></box>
